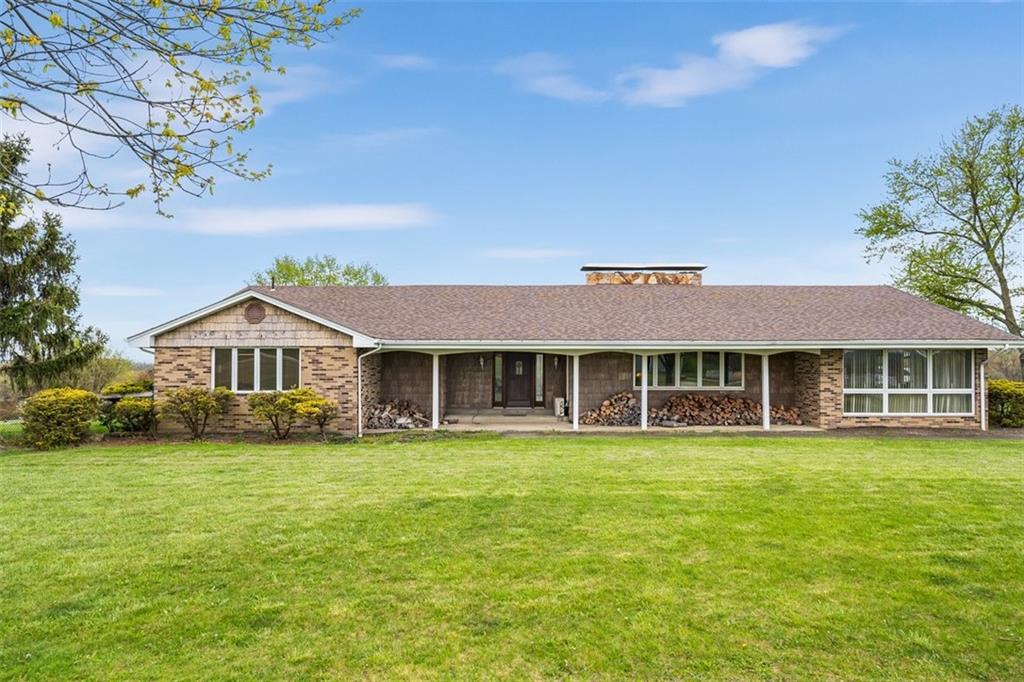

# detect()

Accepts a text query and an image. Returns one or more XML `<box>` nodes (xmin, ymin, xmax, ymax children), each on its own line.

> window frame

<box><xmin>211</xmin><ymin>347</ymin><xmax>302</xmax><ymax>393</ymax></box>
<box><xmin>842</xmin><ymin>348</ymin><xmax>974</xmax><ymax>417</ymax></box>
<box><xmin>633</xmin><ymin>351</ymin><xmax>745</xmax><ymax>391</ymax></box>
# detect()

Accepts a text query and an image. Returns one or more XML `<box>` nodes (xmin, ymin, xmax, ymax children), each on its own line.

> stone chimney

<box><xmin>581</xmin><ymin>263</ymin><xmax>706</xmax><ymax>285</ymax></box>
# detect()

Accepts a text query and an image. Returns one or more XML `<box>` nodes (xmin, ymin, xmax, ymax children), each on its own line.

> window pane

<box><xmin>701</xmin><ymin>352</ymin><xmax>721</xmax><ymax>387</ymax></box>
<box><xmin>259</xmin><ymin>349</ymin><xmax>278</xmax><ymax>391</ymax></box>
<box><xmin>493</xmin><ymin>353</ymin><xmax>503</xmax><ymax>404</ymax></box>
<box><xmin>844</xmin><ymin>350</ymin><xmax>883</xmax><ymax>389</ymax></box>
<box><xmin>933</xmin><ymin>350</ymin><xmax>971</xmax><ymax>389</ymax></box>
<box><xmin>844</xmin><ymin>393</ymin><xmax>882</xmax><ymax>413</ymax></box>
<box><xmin>679</xmin><ymin>352</ymin><xmax>698</xmax><ymax>386</ymax></box>
<box><xmin>887</xmin><ymin>350</ymin><xmax>927</xmax><ymax>389</ymax></box>
<box><xmin>656</xmin><ymin>353</ymin><xmax>675</xmax><ymax>387</ymax></box>
<box><xmin>934</xmin><ymin>393</ymin><xmax>971</xmax><ymax>414</ymax></box>
<box><xmin>213</xmin><ymin>349</ymin><xmax>232</xmax><ymax>389</ymax></box>
<box><xmin>282</xmin><ymin>349</ymin><xmax>300</xmax><ymax>390</ymax></box>
<box><xmin>535</xmin><ymin>354</ymin><xmax>544</xmax><ymax>403</ymax></box>
<box><xmin>634</xmin><ymin>355</ymin><xmax>642</xmax><ymax>388</ymax></box>
<box><xmin>236</xmin><ymin>348</ymin><xmax>255</xmax><ymax>391</ymax></box>
<box><xmin>725</xmin><ymin>353</ymin><xmax>743</xmax><ymax>387</ymax></box>
<box><xmin>888</xmin><ymin>394</ymin><xmax>927</xmax><ymax>414</ymax></box>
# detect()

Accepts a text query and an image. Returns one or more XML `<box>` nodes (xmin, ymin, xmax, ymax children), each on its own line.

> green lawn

<box><xmin>2</xmin><ymin>434</ymin><xmax>1022</xmax><ymax>680</ymax></box>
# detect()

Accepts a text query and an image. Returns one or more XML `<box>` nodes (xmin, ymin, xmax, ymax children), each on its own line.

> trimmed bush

<box><xmin>21</xmin><ymin>388</ymin><xmax>101</xmax><ymax>450</ymax></box>
<box><xmin>100</xmin><ymin>377</ymin><xmax>154</xmax><ymax>395</ymax></box>
<box><xmin>112</xmin><ymin>397</ymin><xmax>157</xmax><ymax>434</ymax></box>
<box><xmin>247</xmin><ymin>388</ymin><xmax>319</xmax><ymax>440</ymax></box>
<box><xmin>296</xmin><ymin>395</ymin><xmax>340</xmax><ymax>438</ymax></box>
<box><xmin>988</xmin><ymin>379</ymin><xmax>1024</xmax><ymax>428</ymax></box>
<box><xmin>158</xmin><ymin>387</ymin><xmax>233</xmax><ymax>440</ymax></box>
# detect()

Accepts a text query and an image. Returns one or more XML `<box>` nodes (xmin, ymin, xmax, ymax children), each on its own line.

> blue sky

<box><xmin>39</xmin><ymin>2</ymin><xmax>1024</xmax><ymax>358</ymax></box>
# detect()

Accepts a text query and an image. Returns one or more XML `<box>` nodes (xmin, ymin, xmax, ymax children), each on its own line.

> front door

<box><xmin>505</xmin><ymin>353</ymin><xmax>533</xmax><ymax>407</ymax></box>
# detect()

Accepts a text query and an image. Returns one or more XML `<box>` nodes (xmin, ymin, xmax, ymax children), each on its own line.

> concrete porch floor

<box><xmin>440</xmin><ymin>411</ymin><xmax>822</xmax><ymax>433</ymax></box>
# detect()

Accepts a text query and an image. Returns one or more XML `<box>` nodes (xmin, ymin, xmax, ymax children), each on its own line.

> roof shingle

<box><xmin>246</xmin><ymin>285</ymin><xmax>1018</xmax><ymax>344</ymax></box>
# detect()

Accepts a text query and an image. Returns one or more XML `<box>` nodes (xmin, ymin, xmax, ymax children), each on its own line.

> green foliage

<box><xmin>55</xmin><ymin>351</ymin><xmax>139</xmax><ymax>394</ymax></box>
<box><xmin>20</xmin><ymin>387</ymin><xmax>101</xmax><ymax>449</ymax></box>
<box><xmin>295</xmin><ymin>395</ymin><xmax>339</xmax><ymax>438</ymax></box>
<box><xmin>988</xmin><ymin>379</ymin><xmax>1024</xmax><ymax>428</ymax></box>
<box><xmin>111</xmin><ymin>397</ymin><xmax>157</xmax><ymax>434</ymax></box>
<box><xmin>247</xmin><ymin>387</ymin><xmax>319</xmax><ymax>439</ymax></box>
<box><xmin>250</xmin><ymin>255</ymin><xmax>388</xmax><ymax>287</ymax></box>
<box><xmin>158</xmin><ymin>387</ymin><xmax>233</xmax><ymax>440</ymax></box>
<box><xmin>101</xmin><ymin>377</ymin><xmax>155</xmax><ymax>396</ymax></box>
<box><xmin>0</xmin><ymin>137</ymin><xmax>106</xmax><ymax>391</ymax></box>
<box><xmin>0</xmin><ymin>1</ymin><xmax>359</xmax><ymax>212</ymax></box>
<box><xmin>858</xmin><ymin>106</ymin><xmax>1024</xmax><ymax>343</ymax></box>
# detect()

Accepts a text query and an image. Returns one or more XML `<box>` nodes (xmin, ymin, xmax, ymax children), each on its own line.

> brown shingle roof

<box><xmin>247</xmin><ymin>285</ymin><xmax>1018</xmax><ymax>344</ymax></box>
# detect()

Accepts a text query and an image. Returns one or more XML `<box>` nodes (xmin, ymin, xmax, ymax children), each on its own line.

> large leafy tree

<box><xmin>250</xmin><ymin>254</ymin><xmax>387</xmax><ymax>286</ymax></box>
<box><xmin>0</xmin><ymin>0</ymin><xmax>358</xmax><ymax>212</ymax></box>
<box><xmin>0</xmin><ymin>136</ymin><xmax>105</xmax><ymax>391</ymax></box>
<box><xmin>859</xmin><ymin>106</ymin><xmax>1024</xmax><ymax>350</ymax></box>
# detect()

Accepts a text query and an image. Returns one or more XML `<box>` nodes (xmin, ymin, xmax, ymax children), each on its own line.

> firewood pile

<box><xmin>580</xmin><ymin>391</ymin><xmax>641</xmax><ymax>426</ymax></box>
<box><xmin>364</xmin><ymin>400</ymin><xmax>430</xmax><ymax>429</ymax></box>
<box><xmin>651</xmin><ymin>394</ymin><xmax>801</xmax><ymax>427</ymax></box>
<box><xmin>581</xmin><ymin>391</ymin><xmax>802</xmax><ymax>427</ymax></box>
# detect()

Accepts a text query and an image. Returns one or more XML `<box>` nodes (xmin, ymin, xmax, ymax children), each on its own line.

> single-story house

<box><xmin>129</xmin><ymin>264</ymin><xmax>1023</xmax><ymax>434</ymax></box>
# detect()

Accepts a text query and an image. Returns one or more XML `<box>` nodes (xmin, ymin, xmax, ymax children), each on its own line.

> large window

<box><xmin>212</xmin><ymin>348</ymin><xmax>300</xmax><ymax>392</ymax></box>
<box><xmin>634</xmin><ymin>352</ymin><xmax>744</xmax><ymax>390</ymax></box>
<box><xmin>843</xmin><ymin>349</ymin><xmax>973</xmax><ymax>415</ymax></box>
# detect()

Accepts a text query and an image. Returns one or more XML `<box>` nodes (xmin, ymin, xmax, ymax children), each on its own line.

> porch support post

<box><xmin>761</xmin><ymin>352</ymin><xmax>770</xmax><ymax>431</ymax></box>
<box><xmin>572</xmin><ymin>354</ymin><xmax>580</xmax><ymax>431</ymax></box>
<box><xmin>640</xmin><ymin>353</ymin><xmax>648</xmax><ymax>430</ymax></box>
<box><xmin>431</xmin><ymin>352</ymin><xmax>440</xmax><ymax>430</ymax></box>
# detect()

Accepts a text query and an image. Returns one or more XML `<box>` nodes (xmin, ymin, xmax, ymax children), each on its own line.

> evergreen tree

<box><xmin>0</xmin><ymin>136</ymin><xmax>105</xmax><ymax>391</ymax></box>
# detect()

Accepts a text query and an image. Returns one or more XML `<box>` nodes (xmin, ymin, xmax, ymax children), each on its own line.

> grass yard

<box><xmin>1</xmin><ymin>434</ymin><xmax>1022</xmax><ymax>680</ymax></box>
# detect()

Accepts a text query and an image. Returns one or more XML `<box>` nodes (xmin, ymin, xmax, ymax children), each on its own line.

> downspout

<box><xmin>980</xmin><ymin>354</ymin><xmax>991</xmax><ymax>432</ymax></box>
<box><xmin>357</xmin><ymin>344</ymin><xmax>384</xmax><ymax>438</ymax></box>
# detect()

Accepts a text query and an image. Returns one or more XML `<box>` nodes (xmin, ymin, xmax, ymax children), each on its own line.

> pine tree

<box><xmin>0</xmin><ymin>135</ymin><xmax>105</xmax><ymax>391</ymax></box>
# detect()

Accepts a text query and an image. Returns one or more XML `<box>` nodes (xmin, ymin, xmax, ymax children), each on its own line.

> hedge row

<box><xmin>16</xmin><ymin>385</ymin><xmax>340</xmax><ymax>449</ymax></box>
<box><xmin>988</xmin><ymin>379</ymin><xmax>1024</xmax><ymax>428</ymax></box>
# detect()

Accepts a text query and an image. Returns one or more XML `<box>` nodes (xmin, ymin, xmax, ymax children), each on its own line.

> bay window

<box><xmin>212</xmin><ymin>348</ymin><xmax>301</xmax><ymax>392</ymax></box>
<box><xmin>842</xmin><ymin>349</ymin><xmax>973</xmax><ymax>415</ymax></box>
<box><xmin>634</xmin><ymin>352</ymin><xmax>744</xmax><ymax>390</ymax></box>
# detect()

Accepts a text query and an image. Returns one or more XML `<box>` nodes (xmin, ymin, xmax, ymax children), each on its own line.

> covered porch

<box><xmin>358</xmin><ymin>348</ymin><xmax>820</xmax><ymax>435</ymax></box>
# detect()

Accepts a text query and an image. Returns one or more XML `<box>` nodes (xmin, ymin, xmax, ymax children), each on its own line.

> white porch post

<box><xmin>640</xmin><ymin>353</ymin><xmax>648</xmax><ymax>430</ymax></box>
<box><xmin>980</xmin><ymin>360</ymin><xmax>988</xmax><ymax>431</ymax></box>
<box><xmin>431</xmin><ymin>353</ymin><xmax>440</xmax><ymax>430</ymax></box>
<box><xmin>761</xmin><ymin>353</ymin><xmax>770</xmax><ymax>431</ymax></box>
<box><xmin>572</xmin><ymin>354</ymin><xmax>580</xmax><ymax>431</ymax></box>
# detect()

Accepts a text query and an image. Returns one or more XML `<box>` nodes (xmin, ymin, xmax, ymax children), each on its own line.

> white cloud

<box><xmin>374</xmin><ymin>53</ymin><xmax>435</xmax><ymax>70</ymax></box>
<box><xmin>495</xmin><ymin>22</ymin><xmax>845</xmax><ymax>108</ymax></box>
<box><xmin>480</xmin><ymin>247</ymin><xmax>582</xmax><ymax>260</ymax></box>
<box><xmin>495</xmin><ymin>52</ymin><xmax>608</xmax><ymax>103</ymax></box>
<box><xmin>616</xmin><ymin>21</ymin><xmax>847</xmax><ymax>107</ymax></box>
<box><xmin>179</xmin><ymin>203</ymin><xmax>435</xmax><ymax>235</ymax></box>
<box><xmin>326</xmin><ymin>126</ymin><xmax>442</xmax><ymax>149</ymax></box>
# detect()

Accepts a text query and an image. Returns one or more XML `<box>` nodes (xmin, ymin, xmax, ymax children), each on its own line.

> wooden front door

<box><xmin>505</xmin><ymin>353</ymin><xmax>533</xmax><ymax>407</ymax></box>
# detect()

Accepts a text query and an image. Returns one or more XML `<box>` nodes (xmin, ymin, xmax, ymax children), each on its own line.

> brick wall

<box><xmin>819</xmin><ymin>348</ymin><xmax>986</xmax><ymax>430</ymax></box>
<box><xmin>793</xmin><ymin>352</ymin><xmax>822</xmax><ymax>427</ymax></box>
<box><xmin>154</xmin><ymin>346</ymin><xmax>359</xmax><ymax>434</ymax></box>
<box><xmin>359</xmin><ymin>351</ymin><xmax>382</xmax><ymax>421</ymax></box>
<box><xmin>380</xmin><ymin>351</ymin><xmax>434</xmax><ymax>412</ymax></box>
<box><xmin>445</xmin><ymin>352</ymin><xmax>493</xmax><ymax>409</ymax></box>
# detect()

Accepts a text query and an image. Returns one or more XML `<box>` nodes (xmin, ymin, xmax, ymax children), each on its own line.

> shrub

<box><xmin>158</xmin><ymin>387</ymin><xmax>233</xmax><ymax>440</ymax></box>
<box><xmin>247</xmin><ymin>388</ymin><xmax>318</xmax><ymax>440</ymax></box>
<box><xmin>988</xmin><ymin>379</ymin><xmax>1024</xmax><ymax>428</ymax></box>
<box><xmin>296</xmin><ymin>396</ymin><xmax>340</xmax><ymax>438</ymax></box>
<box><xmin>100</xmin><ymin>377</ymin><xmax>154</xmax><ymax>395</ymax></box>
<box><xmin>112</xmin><ymin>397</ymin><xmax>157</xmax><ymax>434</ymax></box>
<box><xmin>20</xmin><ymin>388</ymin><xmax>101</xmax><ymax>450</ymax></box>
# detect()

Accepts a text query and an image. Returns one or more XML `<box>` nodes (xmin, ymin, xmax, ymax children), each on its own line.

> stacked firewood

<box><xmin>651</xmin><ymin>394</ymin><xmax>801</xmax><ymax>427</ymax></box>
<box><xmin>364</xmin><ymin>400</ymin><xmax>430</xmax><ymax>429</ymax></box>
<box><xmin>580</xmin><ymin>391</ymin><xmax>641</xmax><ymax>426</ymax></box>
